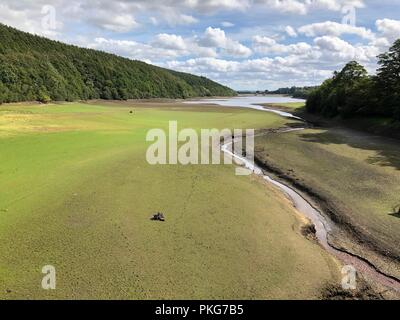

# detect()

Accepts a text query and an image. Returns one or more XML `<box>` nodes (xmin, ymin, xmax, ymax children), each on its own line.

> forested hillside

<box><xmin>0</xmin><ymin>23</ymin><xmax>236</xmax><ymax>104</ymax></box>
<box><xmin>265</xmin><ymin>86</ymin><xmax>318</xmax><ymax>99</ymax></box>
<box><xmin>306</xmin><ymin>39</ymin><xmax>400</xmax><ymax>121</ymax></box>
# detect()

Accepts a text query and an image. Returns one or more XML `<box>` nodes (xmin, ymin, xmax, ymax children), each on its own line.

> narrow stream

<box><xmin>191</xmin><ymin>96</ymin><xmax>400</xmax><ymax>293</ymax></box>
<box><xmin>222</xmin><ymin>133</ymin><xmax>400</xmax><ymax>292</ymax></box>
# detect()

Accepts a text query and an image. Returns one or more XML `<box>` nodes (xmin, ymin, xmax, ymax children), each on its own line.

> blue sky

<box><xmin>1</xmin><ymin>0</ymin><xmax>400</xmax><ymax>90</ymax></box>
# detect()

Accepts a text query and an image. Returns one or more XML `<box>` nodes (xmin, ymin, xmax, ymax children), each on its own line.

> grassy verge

<box><xmin>0</xmin><ymin>101</ymin><xmax>339</xmax><ymax>299</ymax></box>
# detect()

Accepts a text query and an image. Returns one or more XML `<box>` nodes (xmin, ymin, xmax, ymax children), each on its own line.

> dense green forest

<box><xmin>265</xmin><ymin>86</ymin><xmax>318</xmax><ymax>99</ymax></box>
<box><xmin>0</xmin><ymin>23</ymin><xmax>236</xmax><ymax>104</ymax></box>
<box><xmin>306</xmin><ymin>39</ymin><xmax>400</xmax><ymax>121</ymax></box>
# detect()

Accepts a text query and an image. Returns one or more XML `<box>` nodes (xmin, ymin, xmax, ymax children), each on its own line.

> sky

<box><xmin>1</xmin><ymin>0</ymin><xmax>400</xmax><ymax>90</ymax></box>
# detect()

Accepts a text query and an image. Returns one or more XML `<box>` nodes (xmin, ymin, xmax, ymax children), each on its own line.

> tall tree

<box><xmin>334</xmin><ymin>60</ymin><xmax>368</xmax><ymax>84</ymax></box>
<box><xmin>306</xmin><ymin>39</ymin><xmax>400</xmax><ymax>121</ymax></box>
<box><xmin>377</xmin><ymin>39</ymin><xmax>400</xmax><ymax>119</ymax></box>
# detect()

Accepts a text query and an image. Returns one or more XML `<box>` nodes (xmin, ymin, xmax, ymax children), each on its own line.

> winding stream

<box><xmin>191</xmin><ymin>96</ymin><xmax>400</xmax><ymax>293</ymax></box>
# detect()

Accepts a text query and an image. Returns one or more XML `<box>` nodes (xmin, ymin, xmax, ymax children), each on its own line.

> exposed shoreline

<box><xmin>253</xmin><ymin>132</ymin><xmax>400</xmax><ymax>288</ymax></box>
<box><xmin>213</xmin><ymin>97</ymin><xmax>400</xmax><ymax>298</ymax></box>
<box><xmin>222</xmin><ymin>127</ymin><xmax>400</xmax><ymax>298</ymax></box>
<box><xmin>260</xmin><ymin>102</ymin><xmax>400</xmax><ymax>141</ymax></box>
<box><xmin>257</xmin><ymin>104</ymin><xmax>400</xmax><ymax>274</ymax></box>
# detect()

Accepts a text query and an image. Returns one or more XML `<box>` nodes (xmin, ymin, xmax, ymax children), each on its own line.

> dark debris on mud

<box><xmin>150</xmin><ymin>212</ymin><xmax>165</xmax><ymax>222</ymax></box>
<box><xmin>321</xmin><ymin>282</ymin><xmax>382</xmax><ymax>300</ymax></box>
<box><xmin>301</xmin><ymin>223</ymin><xmax>317</xmax><ymax>241</ymax></box>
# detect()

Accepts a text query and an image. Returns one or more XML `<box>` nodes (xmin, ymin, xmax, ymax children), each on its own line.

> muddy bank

<box><xmin>204</xmin><ymin>96</ymin><xmax>400</xmax><ymax>297</ymax></box>
<box><xmin>260</xmin><ymin>101</ymin><xmax>400</xmax><ymax>140</ymax></box>
<box><xmin>253</xmin><ymin>130</ymin><xmax>400</xmax><ymax>295</ymax></box>
<box><xmin>294</xmin><ymin>108</ymin><xmax>400</xmax><ymax>141</ymax></box>
<box><xmin>222</xmin><ymin>130</ymin><xmax>400</xmax><ymax>298</ymax></box>
<box><xmin>255</xmin><ymin>104</ymin><xmax>400</xmax><ymax>281</ymax></box>
<box><xmin>254</xmin><ymin>150</ymin><xmax>400</xmax><ymax>268</ymax></box>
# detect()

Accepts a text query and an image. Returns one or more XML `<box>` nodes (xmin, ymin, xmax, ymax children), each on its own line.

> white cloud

<box><xmin>152</xmin><ymin>33</ymin><xmax>187</xmax><ymax>51</ymax></box>
<box><xmin>369</xmin><ymin>37</ymin><xmax>391</xmax><ymax>50</ymax></box>
<box><xmin>255</xmin><ymin>0</ymin><xmax>365</xmax><ymax>15</ymax></box>
<box><xmin>88</xmin><ymin>32</ymin><xmax>221</xmax><ymax>63</ymax></box>
<box><xmin>221</xmin><ymin>21</ymin><xmax>235</xmax><ymax>28</ymax></box>
<box><xmin>199</xmin><ymin>27</ymin><xmax>227</xmax><ymax>47</ymax></box>
<box><xmin>285</xmin><ymin>26</ymin><xmax>298</xmax><ymax>37</ymax></box>
<box><xmin>183</xmin><ymin>0</ymin><xmax>251</xmax><ymax>12</ymax></box>
<box><xmin>150</xmin><ymin>17</ymin><xmax>159</xmax><ymax>26</ymax></box>
<box><xmin>199</xmin><ymin>27</ymin><xmax>252</xmax><ymax>57</ymax></box>
<box><xmin>314</xmin><ymin>36</ymin><xmax>379</xmax><ymax>62</ymax></box>
<box><xmin>0</xmin><ymin>3</ymin><xmax>62</xmax><ymax>38</ymax></box>
<box><xmin>89</xmin><ymin>13</ymin><xmax>138</xmax><ymax>32</ymax></box>
<box><xmin>256</xmin><ymin>0</ymin><xmax>307</xmax><ymax>14</ymax></box>
<box><xmin>164</xmin><ymin>55</ymin><xmax>336</xmax><ymax>90</ymax></box>
<box><xmin>298</xmin><ymin>21</ymin><xmax>375</xmax><ymax>40</ymax></box>
<box><xmin>253</xmin><ymin>36</ymin><xmax>312</xmax><ymax>55</ymax></box>
<box><xmin>155</xmin><ymin>8</ymin><xmax>199</xmax><ymax>26</ymax></box>
<box><xmin>376</xmin><ymin>19</ymin><xmax>400</xmax><ymax>43</ymax></box>
<box><xmin>306</xmin><ymin>0</ymin><xmax>365</xmax><ymax>11</ymax></box>
<box><xmin>0</xmin><ymin>0</ymin><xmax>370</xmax><ymax>37</ymax></box>
<box><xmin>151</xmin><ymin>32</ymin><xmax>219</xmax><ymax>57</ymax></box>
<box><xmin>87</xmin><ymin>37</ymin><xmax>182</xmax><ymax>62</ymax></box>
<box><xmin>167</xmin><ymin>57</ymin><xmax>240</xmax><ymax>73</ymax></box>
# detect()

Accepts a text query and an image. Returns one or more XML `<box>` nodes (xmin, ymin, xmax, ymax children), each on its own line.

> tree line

<box><xmin>265</xmin><ymin>86</ymin><xmax>318</xmax><ymax>99</ymax></box>
<box><xmin>0</xmin><ymin>23</ymin><xmax>236</xmax><ymax>104</ymax></box>
<box><xmin>306</xmin><ymin>39</ymin><xmax>400</xmax><ymax>121</ymax></box>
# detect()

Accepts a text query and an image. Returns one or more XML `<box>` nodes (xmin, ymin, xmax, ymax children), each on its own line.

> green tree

<box><xmin>306</xmin><ymin>61</ymin><xmax>370</xmax><ymax>117</ymax></box>
<box><xmin>37</xmin><ymin>90</ymin><xmax>51</xmax><ymax>103</ymax></box>
<box><xmin>334</xmin><ymin>61</ymin><xmax>368</xmax><ymax>84</ymax></box>
<box><xmin>377</xmin><ymin>39</ymin><xmax>400</xmax><ymax>119</ymax></box>
<box><xmin>377</xmin><ymin>40</ymin><xmax>400</xmax><ymax>88</ymax></box>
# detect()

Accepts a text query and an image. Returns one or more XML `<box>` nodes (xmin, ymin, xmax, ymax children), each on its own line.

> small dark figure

<box><xmin>389</xmin><ymin>204</ymin><xmax>400</xmax><ymax>218</ymax></box>
<box><xmin>129</xmin><ymin>110</ymin><xmax>133</xmax><ymax>114</ymax></box>
<box><xmin>151</xmin><ymin>212</ymin><xmax>165</xmax><ymax>221</ymax></box>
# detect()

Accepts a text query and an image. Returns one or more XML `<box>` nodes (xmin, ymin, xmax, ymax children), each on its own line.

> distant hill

<box><xmin>265</xmin><ymin>86</ymin><xmax>318</xmax><ymax>99</ymax></box>
<box><xmin>0</xmin><ymin>23</ymin><xmax>236</xmax><ymax>104</ymax></box>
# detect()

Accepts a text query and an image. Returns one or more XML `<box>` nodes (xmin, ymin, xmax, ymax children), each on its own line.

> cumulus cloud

<box><xmin>182</xmin><ymin>0</ymin><xmax>251</xmax><ymax>12</ymax></box>
<box><xmin>376</xmin><ymin>19</ymin><xmax>400</xmax><ymax>43</ymax></box>
<box><xmin>255</xmin><ymin>0</ymin><xmax>308</xmax><ymax>14</ymax></box>
<box><xmin>253</xmin><ymin>36</ymin><xmax>312</xmax><ymax>55</ymax></box>
<box><xmin>0</xmin><ymin>0</ymin><xmax>370</xmax><ymax>36</ymax></box>
<box><xmin>285</xmin><ymin>26</ymin><xmax>298</xmax><ymax>37</ymax></box>
<box><xmin>314</xmin><ymin>36</ymin><xmax>379</xmax><ymax>62</ymax></box>
<box><xmin>0</xmin><ymin>2</ymin><xmax>62</xmax><ymax>37</ymax></box>
<box><xmin>199</xmin><ymin>27</ymin><xmax>252</xmax><ymax>57</ymax></box>
<box><xmin>89</xmin><ymin>34</ymin><xmax>220</xmax><ymax>62</ymax></box>
<box><xmin>164</xmin><ymin>55</ymin><xmax>335</xmax><ymax>89</ymax></box>
<box><xmin>305</xmin><ymin>0</ymin><xmax>365</xmax><ymax>11</ymax></box>
<box><xmin>152</xmin><ymin>33</ymin><xmax>187</xmax><ymax>51</ymax></box>
<box><xmin>89</xmin><ymin>13</ymin><xmax>138</xmax><ymax>32</ymax></box>
<box><xmin>298</xmin><ymin>21</ymin><xmax>375</xmax><ymax>40</ymax></box>
<box><xmin>87</xmin><ymin>38</ymin><xmax>178</xmax><ymax>62</ymax></box>
<box><xmin>254</xmin><ymin>0</ymin><xmax>365</xmax><ymax>15</ymax></box>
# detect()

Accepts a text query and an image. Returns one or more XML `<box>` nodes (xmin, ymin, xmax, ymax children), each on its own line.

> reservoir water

<box><xmin>186</xmin><ymin>95</ymin><xmax>305</xmax><ymax>119</ymax></box>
